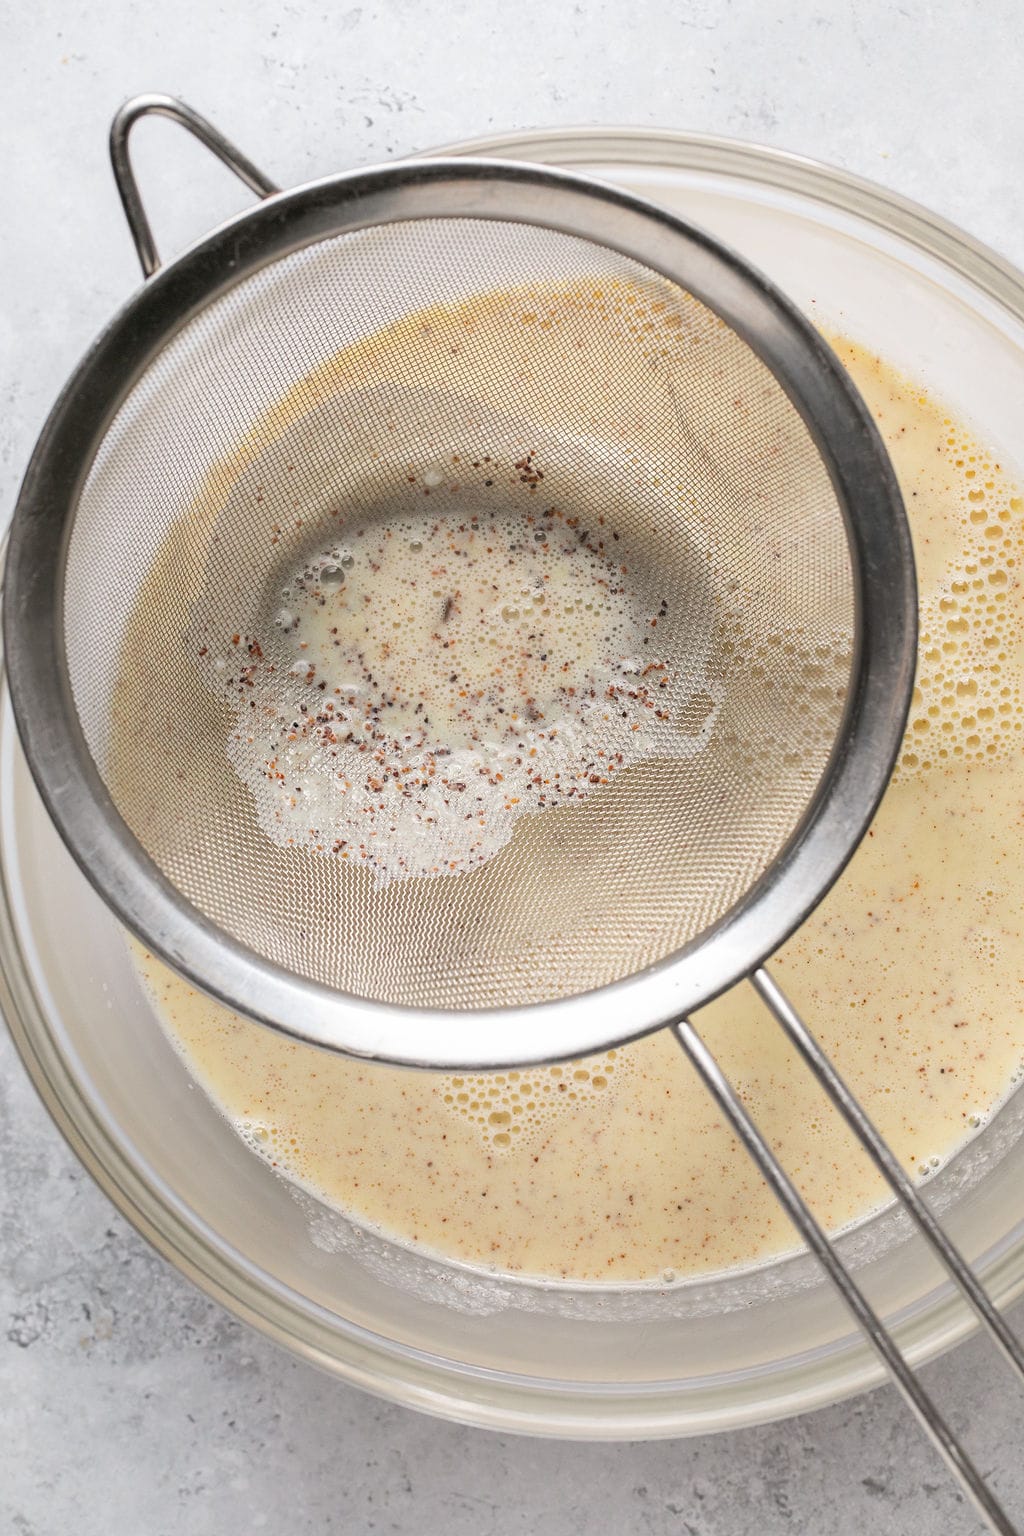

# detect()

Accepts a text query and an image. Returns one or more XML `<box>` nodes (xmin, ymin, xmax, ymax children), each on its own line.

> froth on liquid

<box><xmin>201</xmin><ymin>495</ymin><xmax>717</xmax><ymax>883</ymax></box>
<box><xmin>137</xmin><ymin>338</ymin><xmax>1024</xmax><ymax>1283</ymax></box>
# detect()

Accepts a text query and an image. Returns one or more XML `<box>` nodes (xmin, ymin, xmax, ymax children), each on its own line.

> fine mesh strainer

<box><xmin>5</xmin><ymin>96</ymin><xmax>1023</xmax><ymax>1531</ymax></box>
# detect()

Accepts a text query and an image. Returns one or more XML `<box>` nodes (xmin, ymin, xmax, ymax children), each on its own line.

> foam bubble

<box><xmin>896</xmin><ymin>462</ymin><xmax>1024</xmax><ymax>779</ymax></box>
<box><xmin>439</xmin><ymin>1048</ymin><xmax>632</xmax><ymax>1151</ymax></box>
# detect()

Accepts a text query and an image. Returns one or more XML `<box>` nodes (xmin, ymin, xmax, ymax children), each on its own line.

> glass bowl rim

<box><xmin>5</xmin><ymin>122</ymin><xmax>1024</xmax><ymax>1439</ymax></box>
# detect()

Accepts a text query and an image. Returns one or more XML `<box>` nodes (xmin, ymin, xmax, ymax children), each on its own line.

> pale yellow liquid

<box><xmin>137</xmin><ymin>339</ymin><xmax>1024</xmax><ymax>1283</ymax></box>
<box><xmin>214</xmin><ymin>496</ymin><xmax>716</xmax><ymax>884</ymax></box>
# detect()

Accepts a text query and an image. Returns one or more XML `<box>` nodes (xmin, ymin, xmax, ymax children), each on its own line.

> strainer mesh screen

<box><xmin>63</xmin><ymin>218</ymin><xmax>854</xmax><ymax>1010</ymax></box>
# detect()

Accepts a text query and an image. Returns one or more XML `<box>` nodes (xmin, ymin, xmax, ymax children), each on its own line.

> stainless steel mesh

<box><xmin>63</xmin><ymin>216</ymin><xmax>853</xmax><ymax>1011</ymax></box>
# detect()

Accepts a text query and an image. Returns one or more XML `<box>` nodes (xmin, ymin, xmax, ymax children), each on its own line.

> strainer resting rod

<box><xmin>673</xmin><ymin>984</ymin><xmax>1024</xmax><ymax>1536</ymax></box>
<box><xmin>18</xmin><ymin>92</ymin><xmax>1024</xmax><ymax>1523</ymax></box>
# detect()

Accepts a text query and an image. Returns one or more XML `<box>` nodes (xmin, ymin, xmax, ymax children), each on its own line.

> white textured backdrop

<box><xmin>3</xmin><ymin>3</ymin><xmax>1024</xmax><ymax>1532</ymax></box>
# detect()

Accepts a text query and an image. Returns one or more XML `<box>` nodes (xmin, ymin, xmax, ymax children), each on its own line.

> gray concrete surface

<box><xmin>3</xmin><ymin>2</ymin><xmax>1024</xmax><ymax>1531</ymax></box>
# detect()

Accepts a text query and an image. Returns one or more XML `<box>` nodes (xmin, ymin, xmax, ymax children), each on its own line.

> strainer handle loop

<box><xmin>670</xmin><ymin>1016</ymin><xmax>1018</xmax><ymax>1536</ymax></box>
<box><xmin>109</xmin><ymin>94</ymin><xmax>280</xmax><ymax>279</ymax></box>
<box><xmin>752</xmin><ymin>964</ymin><xmax>1024</xmax><ymax>1378</ymax></box>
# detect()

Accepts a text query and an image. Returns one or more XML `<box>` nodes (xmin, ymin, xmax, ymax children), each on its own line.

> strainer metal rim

<box><xmin>2</xmin><ymin>157</ymin><xmax>916</xmax><ymax>1067</ymax></box>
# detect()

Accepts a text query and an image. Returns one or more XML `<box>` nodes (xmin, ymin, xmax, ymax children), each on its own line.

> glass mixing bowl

<box><xmin>5</xmin><ymin>128</ymin><xmax>1024</xmax><ymax>1439</ymax></box>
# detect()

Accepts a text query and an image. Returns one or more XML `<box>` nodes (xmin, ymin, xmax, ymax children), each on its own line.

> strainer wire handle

<box><xmin>671</xmin><ymin>1017</ymin><xmax>1018</xmax><ymax>1536</ymax></box>
<box><xmin>109</xmin><ymin>94</ymin><xmax>280</xmax><ymax>279</ymax></box>
<box><xmin>753</xmin><ymin>965</ymin><xmax>1024</xmax><ymax>1381</ymax></box>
